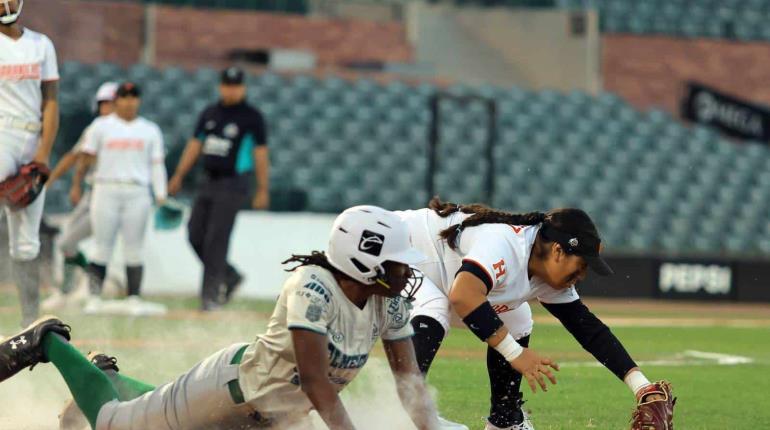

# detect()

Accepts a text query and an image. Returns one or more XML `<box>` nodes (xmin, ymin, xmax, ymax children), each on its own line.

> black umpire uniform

<box><xmin>187</xmin><ymin>68</ymin><xmax>267</xmax><ymax>310</ymax></box>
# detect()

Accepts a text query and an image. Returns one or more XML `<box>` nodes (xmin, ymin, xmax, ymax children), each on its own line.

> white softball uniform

<box><xmin>82</xmin><ymin>114</ymin><xmax>167</xmax><ymax>266</ymax></box>
<box><xmin>0</xmin><ymin>28</ymin><xmax>59</xmax><ymax>261</ymax></box>
<box><xmin>239</xmin><ymin>265</ymin><xmax>414</xmax><ymax>418</ymax></box>
<box><xmin>396</xmin><ymin>208</ymin><xmax>579</xmax><ymax>339</ymax></box>
<box><xmin>94</xmin><ymin>265</ymin><xmax>414</xmax><ymax>429</ymax></box>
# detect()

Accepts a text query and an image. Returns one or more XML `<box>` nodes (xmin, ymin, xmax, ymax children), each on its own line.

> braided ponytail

<box><xmin>282</xmin><ymin>251</ymin><xmax>348</xmax><ymax>278</ymax></box>
<box><xmin>429</xmin><ymin>196</ymin><xmax>546</xmax><ymax>250</ymax></box>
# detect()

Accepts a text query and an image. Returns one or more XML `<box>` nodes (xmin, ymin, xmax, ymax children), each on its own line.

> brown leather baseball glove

<box><xmin>630</xmin><ymin>380</ymin><xmax>676</xmax><ymax>430</ymax></box>
<box><xmin>0</xmin><ymin>162</ymin><xmax>50</xmax><ymax>210</ymax></box>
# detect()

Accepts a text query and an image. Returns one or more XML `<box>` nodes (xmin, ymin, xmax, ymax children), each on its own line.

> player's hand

<box><xmin>509</xmin><ymin>348</ymin><xmax>559</xmax><ymax>393</ymax></box>
<box><xmin>252</xmin><ymin>189</ymin><xmax>269</xmax><ymax>210</ymax></box>
<box><xmin>168</xmin><ymin>175</ymin><xmax>183</xmax><ymax>196</ymax></box>
<box><xmin>69</xmin><ymin>185</ymin><xmax>82</xmax><ymax>206</ymax></box>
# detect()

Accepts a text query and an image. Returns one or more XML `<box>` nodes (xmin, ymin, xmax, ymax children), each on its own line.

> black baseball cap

<box><xmin>540</xmin><ymin>209</ymin><xmax>614</xmax><ymax>276</ymax></box>
<box><xmin>221</xmin><ymin>67</ymin><xmax>245</xmax><ymax>85</ymax></box>
<box><xmin>116</xmin><ymin>82</ymin><xmax>141</xmax><ymax>98</ymax></box>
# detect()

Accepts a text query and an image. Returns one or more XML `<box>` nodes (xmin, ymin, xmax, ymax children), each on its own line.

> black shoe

<box><xmin>88</xmin><ymin>351</ymin><xmax>119</xmax><ymax>373</ymax></box>
<box><xmin>201</xmin><ymin>299</ymin><xmax>222</xmax><ymax>312</ymax></box>
<box><xmin>219</xmin><ymin>270</ymin><xmax>244</xmax><ymax>305</ymax></box>
<box><xmin>0</xmin><ymin>315</ymin><xmax>71</xmax><ymax>383</ymax></box>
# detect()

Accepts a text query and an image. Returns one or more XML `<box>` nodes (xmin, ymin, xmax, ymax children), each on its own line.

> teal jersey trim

<box><xmin>236</xmin><ymin>132</ymin><xmax>256</xmax><ymax>174</ymax></box>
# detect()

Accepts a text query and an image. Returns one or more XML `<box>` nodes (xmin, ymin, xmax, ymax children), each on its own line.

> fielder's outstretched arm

<box><xmin>540</xmin><ymin>299</ymin><xmax>661</xmax><ymax>399</ymax></box>
<box><xmin>383</xmin><ymin>338</ymin><xmax>440</xmax><ymax>430</ymax></box>
<box><xmin>291</xmin><ymin>328</ymin><xmax>357</xmax><ymax>430</ymax></box>
<box><xmin>449</xmin><ymin>272</ymin><xmax>558</xmax><ymax>393</ymax></box>
<box><xmin>35</xmin><ymin>80</ymin><xmax>60</xmax><ymax>164</ymax></box>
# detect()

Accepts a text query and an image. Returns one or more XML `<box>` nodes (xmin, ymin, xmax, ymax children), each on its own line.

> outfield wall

<box><xmin>67</xmin><ymin>212</ymin><xmax>770</xmax><ymax>303</ymax></box>
<box><xmin>63</xmin><ymin>212</ymin><xmax>336</xmax><ymax>300</ymax></box>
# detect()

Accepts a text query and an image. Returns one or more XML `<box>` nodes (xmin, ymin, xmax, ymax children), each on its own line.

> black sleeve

<box><xmin>541</xmin><ymin>299</ymin><xmax>637</xmax><ymax>380</ymax></box>
<box><xmin>456</xmin><ymin>260</ymin><xmax>493</xmax><ymax>293</ymax></box>
<box><xmin>250</xmin><ymin>109</ymin><xmax>267</xmax><ymax>146</ymax></box>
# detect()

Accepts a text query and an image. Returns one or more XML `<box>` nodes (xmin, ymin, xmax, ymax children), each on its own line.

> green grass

<box><xmin>1</xmin><ymin>289</ymin><xmax>769</xmax><ymax>429</ymax></box>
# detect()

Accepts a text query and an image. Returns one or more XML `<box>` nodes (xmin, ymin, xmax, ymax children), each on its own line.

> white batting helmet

<box><xmin>327</xmin><ymin>206</ymin><xmax>425</xmax><ymax>287</ymax></box>
<box><xmin>92</xmin><ymin>81</ymin><xmax>118</xmax><ymax>113</ymax></box>
<box><xmin>0</xmin><ymin>0</ymin><xmax>22</xmax><ymax>25</ymax></box>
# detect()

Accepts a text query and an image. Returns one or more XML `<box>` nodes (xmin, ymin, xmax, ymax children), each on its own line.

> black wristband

<box><xmin>462</xmin><ymin>301</ymin><xmax>504</xmax><ymax>342</ymax></box>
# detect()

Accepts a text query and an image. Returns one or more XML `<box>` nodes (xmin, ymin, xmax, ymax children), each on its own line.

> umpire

<box><xmin>169</xmin><ymin>66</ymin><xmax>269</xmax><ymax>311</ymax></box>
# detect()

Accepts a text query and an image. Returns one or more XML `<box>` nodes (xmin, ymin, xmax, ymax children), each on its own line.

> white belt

<box><xmin>0</xmin><ymin>116</ymin><xmax>42</xmax><ymax>133</ymax></box>
<box><xmin>94</xmin><ymin>179</ymin><xmax>145</xmax><ymax>187</ymax></box>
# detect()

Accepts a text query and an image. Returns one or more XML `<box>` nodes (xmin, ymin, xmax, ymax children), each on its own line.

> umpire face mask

<box><xmin>0</xmin><ymin>0</ymin><xmax>22</xmax><ymax>25</ymax></box>
<box><xmin>375</xmin><ymin>261</ymin><xmax>424</xmax><ymax>301</ymax></box>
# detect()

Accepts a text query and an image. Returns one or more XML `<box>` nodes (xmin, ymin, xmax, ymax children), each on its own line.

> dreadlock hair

<box><xmin>429</xmin><ymin>196</ymin><xmax>547</xmax><ymax>250</ymax></box>
<box><xmin>282</xmin><ymin>251</ymin><xmax>352</xmax><ymax>280</ymax></box>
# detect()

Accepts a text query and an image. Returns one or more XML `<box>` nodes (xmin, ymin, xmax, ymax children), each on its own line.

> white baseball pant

<box><xmin>0</xmin><ymin>127</ymin><xmax>46</xmax><ymax>261</ymax></box>
<box><xmin>89</xmin><ymin>183</ymin><xmax>151</xmax><ymax>266</ymax></box>
<box><xmin>58</xmin><ymin>189</ymin><xmax>92</xmax><ymax>257</ymax></box>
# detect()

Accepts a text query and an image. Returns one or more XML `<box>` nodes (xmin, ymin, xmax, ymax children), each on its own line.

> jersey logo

<box><xmin>511</xmin><ymin>225</ymin><xmax>523</xmax><ymax>234</ymax></box>
<box><xmin>493</xmin><ymin>259</ymin><xmax>507</xmax><ymax>280</ymax></box>
<box><xmin>492</xmin><ymin>304</ymin><xmax>512</xmax><ymax>314</ymax></box>
<box><xmin>0</xmin><ymin>63</ymin><xmax>41</xmax><ymax>81</ymax></box>
<box><xmin>202</xmin><ymin>135</ymin><xmax>232</xmax><ymax>157</ymax></box>
<box><xmin>205</xmin><ymin>120</ymin><xmax>216</xmax><ymax>130</ymax></box>
<box><xmin>223</xmin><ymin>123</ymin><xmax>239</xmax><ymax>138</ymax></box>
<box><xmin>105</xmin><ymin>139</ymin><xmax>145</xmax><ymax>151</ymax></box>
<box><xmin>358</xmin><ymin>230</ymin><xmax>384</xmax><ymax>256</ymax></box>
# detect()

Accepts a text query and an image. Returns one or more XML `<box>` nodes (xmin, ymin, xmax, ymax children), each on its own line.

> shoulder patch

<box><xmin>387</xmin><ymin>296</ymin><xmax>409</xmax><ymax>330</ymax></box>
<box><xmin>305</xmin><ymin>304</ymin><xmax>323</xmax><ymax>322</ymax></box>
<box><xmin>303</xmin><ymin>281</ymin><xmax>331</xmax><ymax>303</ymax></box>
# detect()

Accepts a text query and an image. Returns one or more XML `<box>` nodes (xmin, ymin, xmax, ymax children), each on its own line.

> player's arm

<box><xmin>168</xmin><ymin>138</ymin><xmax>202</xmax><ymax>195</ymax></box>
<box><xmin>449</xmin><ymin>271</ymin><xmax>558</xmax><ymax>393</ymax></box>
<box><xmin>383</xmin><ymin>338</ymin><xmax>439</xmax><ymax>430</ymax></box>
<box><xmin>540</xmin><ymin>299</ymin><xmax>661</xmax><ymax>399</ymax></box>
<box><xmin>252</xmin><ymin>145</ymin><xmax>269</xmax><ymax>209</ymax></box>
<box><xmin>290</xmin><ymin>328</ymin><xmax>356</xmax><ymax>430</ymax></box>
<box><xmin>46</xmin><ymin>150</ymin><xmax>77</xmax><ymax>187</ymax></box>
<box><xmin>34</xmin><ymin>80</ymin><xmax>60</xmax><ymax>164</ymax></box>
<box><xmin>251</xmin><ymin>112</ymin><xmax>269</xmax><ymax>210</ymax></box>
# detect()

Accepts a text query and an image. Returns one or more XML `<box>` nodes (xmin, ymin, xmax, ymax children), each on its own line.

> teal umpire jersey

<box><xmin>194</xmin><ymin>101</ymin><xmax>267</xmax><ymax>177</ymax></box>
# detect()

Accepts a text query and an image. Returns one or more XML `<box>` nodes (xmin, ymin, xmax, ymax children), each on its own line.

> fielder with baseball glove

<box><xmin>0</xmin><ymin>161</ymin><xmax>49</xmax><ymax>210</ymax></box>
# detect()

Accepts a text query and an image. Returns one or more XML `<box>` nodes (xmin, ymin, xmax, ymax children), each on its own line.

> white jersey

<box><xmin>238</xmin><ymin>265</ymin><xmax>414</xmax><ymax>415</ymax></box>
<box><xmin>397</xmin><ymin>208</ymin><xmax>579</xmax><ymax>311</ymax></box>
<box><xmin>0</xmin><ymin>28</ymin><xmax>58</xmax><ymax>123</ymax></box>
<box><xmin>82</xmin><ymin>114</ymin><xmax>164</xmax><ymax>186</ymax></box>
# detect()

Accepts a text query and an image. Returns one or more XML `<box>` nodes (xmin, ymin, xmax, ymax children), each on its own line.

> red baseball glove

<box><xmin>630</xmin><ymin>380</ymin><xmax>676</xmax><ymax>430</ymax></box>
<box><xmin>0</xmin><ymin>162</ymin><xmax>50</xmax><ymax>210</ymax></box>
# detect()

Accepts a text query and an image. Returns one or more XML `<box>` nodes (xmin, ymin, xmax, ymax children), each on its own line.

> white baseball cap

<box><xmin>92</xmin><ymin>82</ymin><xmax>118</xmax><ymax>113</ymax></box>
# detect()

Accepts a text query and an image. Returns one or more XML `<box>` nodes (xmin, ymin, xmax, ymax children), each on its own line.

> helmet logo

<box><xmin>358</xmin><ymin>230</ymin><xmax>385</xmax><ymax>256</ymax></box>
<box><xmin>568</xmin><ymin>238</ymin><xmax>579</xmax><ymax>248</ymax></box>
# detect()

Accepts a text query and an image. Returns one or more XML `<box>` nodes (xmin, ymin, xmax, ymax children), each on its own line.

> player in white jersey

<box><xmin>398</xmin><ymin>198</ymin><xmax>670</xmax><ymax>430</ymax></box>
<box><xmin>42</xmin><ymin>82</ymin><xmax>118</xmax><ymax>311</ymax></box>
<box><xmin>0</xmin><ymin>0</ymin><xmax>60</xmax><ymax>326</ymax></box>
<box><xmin>0</xmin><ymin>206</ymin><xmax>440</xmax><ymax>430</ymax></box>
<box><xmin>79</xmin><ymin>82</ymin><xmax>168</xmax><ymax>316</ymax></box>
